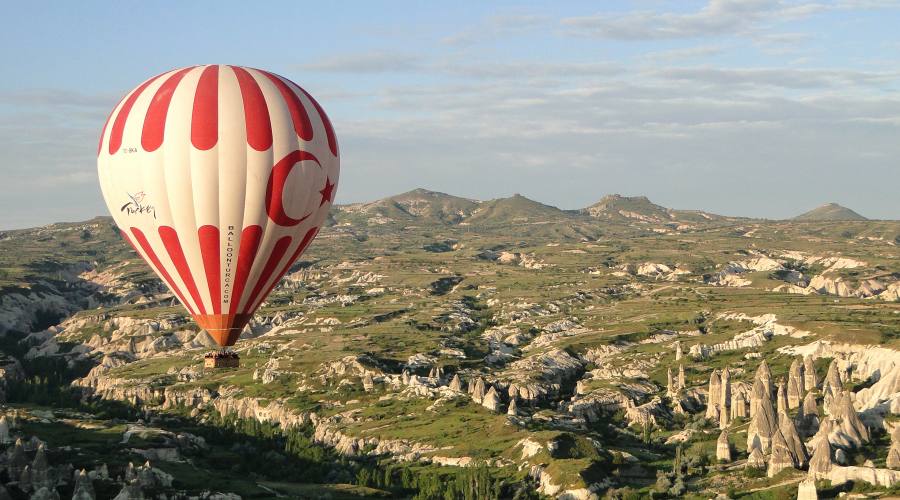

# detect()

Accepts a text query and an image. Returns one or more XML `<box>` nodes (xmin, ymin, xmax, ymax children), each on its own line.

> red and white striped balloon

<box><xmin>97</xmin><ymin>65</ymin><xmax>339</xmax><ymax>347</ymax></box>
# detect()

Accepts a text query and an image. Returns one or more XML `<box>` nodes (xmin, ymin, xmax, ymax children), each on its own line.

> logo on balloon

<box><xmin>266</xmin><ymin>150</ymin><xmax>322</xmax><ymax>227</ymax></box>
<box><xmin>121</xmin><ymin>191</ymin><xmax>157</xmax><ymax>219</ymax></box>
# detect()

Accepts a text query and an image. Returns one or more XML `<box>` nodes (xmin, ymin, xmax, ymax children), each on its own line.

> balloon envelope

<box><xmin>97</xmin><ymin>65</ymin><xmax>339</xmax><ymax>346</ymax></box>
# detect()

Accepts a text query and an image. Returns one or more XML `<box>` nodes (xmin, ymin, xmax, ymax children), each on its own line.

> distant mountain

<box><xmin>338</xmin><ymin>188</ymin><xmax>479</xmax><ymax>224</ymax></box>
<box><xmin>465</xmin><ymin>193</ymin><xmax>568</xmax><ymax>225</ymax></box>
<box><xmin>793</xmin><ymin>203</ymin><xmax>867</xmax><ymax>221</ymax></box>
<box><xmin>582</xmin><ymin>194</ymin><xmax>727</xmax><ymax>225</ymax></box>
<box><xmin>583</xmin><ymin>194</ymin><xmax>670</xmax><ymax>221</ymax></box>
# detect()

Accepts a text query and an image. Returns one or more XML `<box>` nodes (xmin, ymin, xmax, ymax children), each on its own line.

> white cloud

<box><xmin>299</xmin><ymin>52</ymin><xmax>425</xmax><ymax>73</ymax></box>
<box><xmin>560</xmin><ymin>0</ymin><xmax>898</xmax><ymax>40</ymax></box>
<box><xmin>442</xmin><ymin>13</ymin><xmax>549</xmax><ymax>45</ymax></box>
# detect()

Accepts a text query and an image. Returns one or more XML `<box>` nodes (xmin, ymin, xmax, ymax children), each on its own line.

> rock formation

<box><xmin>678</xmin><ymin>364</ymin><xmax>685</xmax><ymax>390</ymax></box>
<box><xmin>747</xmin><ymin>442</ymin><xmax>766</xmax><ymax>469</ymax></box>
<box><xmin>471</xmin><ymin>377</ymin><xmax>486</xmax><ymax>403</ymax></box>
<box><xmin>31</xmin><ymin>443</ymin><xmax>50</xmax><ymax>490</ymax></box>
<box><xmin>112</xmin><ymin>483</ymin><xmax>144</xmax><ymax>500</ymax></box>
<box><xmin>362</xmin><ymin>372</ymin><xmax>374</xmax><ymax>392</ymax></box>
<box><xmin>449</xmin><ymin>373</ymin><xmax>463</xmax><ymax>392</ymax></box>
<box><xmin>778</xmin><ymin>410</ymin><xmax>808</xmax><ymax>467</ymax></box>
<box><xmin>828</xmin><ymin>466</ymin><xmax>900</xmax><ymax>488</ymax></box>
<box><xmin>720</xmin><ymin>367</ymin><xmax>731</xmax><ymax>413</ymax></box>
<box><xmin>756</xmin><ymin>359</ymin><xmax>773</xmax><ymax>398</ymax></box>
<box><xmin>19</xmin><ymin>465</ymin><xmax>33</xmax><ymax>494</ymax></box>
<box><xmin>482</xmin><ymin>385</ymin><xmax>502</xmax><ymax>412</ymax></box>
<box><xmin>776</xmin><ymin>380</ymin><xmax>788</xmax><ymax>415</ymax></box>
<box><xmin>767</xmin><ymin>429</ymin><xmax>796</xmax><ymax>477</ymax></box>
<box><xmin>27</xmin><ymin>487</ymin><xmax>59</xmax><ymax>500</ymax></box>
<box><xmin>804</xmin><ymin>355</ymin><xmax>818</xmax><ymax>391</ymax></box>
<box><xmin>666</xmin><ymin>367</ymin><xmax>674</xmax><ymax>395</ymax></box>
<box><xmin>808</xmin><ymin>432</ymin><xmax>834</xmax><ymax>479</ymax></box>
<box><xmin>705</xmin><ymin>370</ymin><xmax>721</xmax><ymax>420</ymax></box>
<box><xmin>835</xmin><ymin>391</ymin><xmax>869</xmax><ymax>449</ymax></box>
<box><xmin>507</xmin><ymin>398</ymin><xmax>519</xmax><ymax>417</ymax></box>
<box><xmin>797</xmin><ymin>390</ymin><xmax>820</xmax><ymax>437</ymax></box>
<box><xmin>797</xmin><ymin>478</ymin><xmax>818</xmax><ymax>500</ymax></box>
<box><xmin>730</xmin><ymin>385</ymin><xmax>748</xmax><ymax>420</ymax></box>
<box><xmin>788</xmin><ymin>358</ymin><xmax>804</xmax><ymax>408</ymax></box>
<box><xmin>8</xmin><ymin>438</ymin><xmax>28</xmax><ymax>478</ymax></box>
<box><xmin>747</xmin><ymin>378</ymin><xmax>778</xmax><ymax>453</ymax></box>
<box><xmin>72</xmin><ymin>469</ymin><xmax>96</xmax><ymax>500</ymax></box>
<box><xmin>0</xmin><ymin>415</ymin><xmax>9</xmax><ymax>444</ymax></box>
<box><xmin>716</xmin><ymin>429</ymin><xmax>731</xmax><ymax>462</ymax></box>
<box><xmin>675</xmin><ymin>341</ymin><xmax>682</xmax><ymax>361</ymax></box>
<box><xmin>888</xmin><ymin>425</ymin><xmax>900</xmax><ymax>470</ymax></box>
<box><xmin>823</xmin><ymin>359</ymin><xmax>843</xmax><ymax>405</ymax></box>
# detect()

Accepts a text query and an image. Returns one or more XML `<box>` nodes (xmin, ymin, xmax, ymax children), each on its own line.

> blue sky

<box><xmin>2</xmin><ymin>0</ymin><xmax>899</xmax><ymax>228</ymax></box>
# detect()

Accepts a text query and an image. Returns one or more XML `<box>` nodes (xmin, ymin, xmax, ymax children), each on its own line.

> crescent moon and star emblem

<box><xmin>265</xmin><ymin>150</ymin><xmax>335</xmax><ymax>227</ymax></box>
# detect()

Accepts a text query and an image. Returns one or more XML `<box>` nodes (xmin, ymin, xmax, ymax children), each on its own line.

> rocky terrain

<box><xmin>1</xmin><ymin>190</ymin><xmax>898</xmax><ymax>499</ymax></box>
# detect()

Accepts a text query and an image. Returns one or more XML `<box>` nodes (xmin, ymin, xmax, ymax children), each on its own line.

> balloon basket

<box><xmin>204</xmin><ymin>350</ymin><xmax>240</xmax><ymax>369</ymax></box>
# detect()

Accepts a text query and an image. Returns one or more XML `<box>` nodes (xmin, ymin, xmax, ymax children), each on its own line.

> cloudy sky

<box><xmin>2</xmin><ymin>1</ymin><xmax>899</xmax><ymax>229</ymax></box>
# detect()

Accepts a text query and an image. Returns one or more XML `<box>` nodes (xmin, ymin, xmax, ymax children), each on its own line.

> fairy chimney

<box><xmin>776</xmin><ymin>379</ymin><xmax>789</xmax><ymax>416</ymax></box>
<box><xmin>720</xmin><ymin>367</ymin><xmax>731</xmax><ymax>414</ymax></box>
<box><xmin>747</xmin><ymin>442</ymin><xmax>766</xmax><ymax>469</ymax></box>
<box><xmin>471</xmin><ymin>377</ymin><xmax>486</xmax><ymax>403</ymax></box>
<box><xmin>887</xmin><ymin>425</ymin><xmax>900</xmax><ymax>470</ymax></box>
<box><xmin>804</xmin><ymin>355</ymin><xmax>818</xmax><ymax>391</ymax></box>
<box><xmin>808</xmin><ymin>436</ymin><xmax>834</xmax><ymax>479</ymax></box>
<box><xmin>0</xmin><ymin>415</ymin><xmax>10</xmax><ymax>444</ymax></box>
<box><xmin>706</xmin><ymin>370</ymin><xmax>722</xmax><ymax>420</ymax></box>
<box><xmin>778</xmin><ymin>410</ymin><xmax>809</xmax><ymax>467</ymax></box>
<box><xmin>747</xmin><ymin>378</ymin><xmax>778</xmax><ymax>453</ymax></box>
<box><xmin>756</xmin><ymin>359</ymin><xmax>773</xmax><ymax>397</ymax></box>
<box><xmin>716</xmin><ymin>429</ymin><xmax>732</xmax><ymax>462</ymax></box>
<box><xmin>767</xmin><ymin>430</ymin><xmax>796</xmax><ymax>478</ymax></box>
<box><xmin>837</xmin><ymin>390</ymin><xmax>869</xmax><ymax>448</ymax></box>
<box><xmin>507</xmin><ymin>398</ymin><xmax>519</xmax><ymax>417</ymax></box>
<box><xmin>797</xmin><ymin>478</ymin><xmax>818</xmax><ymax>500</ymax></box>
<box><xmin>449</xmin><ymin>373</ymin><xmax>464</xmax><ymax>392</ymax></box>
<box><xmin>730</xmin><ymin>385</ymin><xmax>748</xmax><ymax>420</ymax></box>
<box><xmin>788</xmin><ymin>358</ymin><xmax>804</xmax><ymax>408</ymax></box>
<box><xmin>482</xmin><ymin>385</ymin><xmax>502</xmax><ymax>412</ymax></box>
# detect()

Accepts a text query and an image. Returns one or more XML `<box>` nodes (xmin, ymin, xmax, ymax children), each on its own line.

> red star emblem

<box><xmin>319</xmin><ymin>177</ymin><xmax>335</xmax><ymax>206</ymax></box>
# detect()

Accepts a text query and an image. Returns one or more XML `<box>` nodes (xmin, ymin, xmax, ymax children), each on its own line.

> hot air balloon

<box><xmin>97</xmin><ymin>65</ymin><xmax>339</xmax><ymax>367</ymax></box>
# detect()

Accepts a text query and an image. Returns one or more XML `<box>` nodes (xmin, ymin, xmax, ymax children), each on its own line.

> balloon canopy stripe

<box><xmin>198</xmin><ymin>225</ymin><xmax>221</xmax><ymax>315</ymax></box>
<box><xmin>141</xmin><ymin>67</ymin><xmax>194</xmax><ymax>152</ymax></box>
<box><xmin>191</xmin><ymin>65</ymin><xmax>219</xmax><ymax>151</ymax></box>
<box><xmin>253</xmin><ymin>227</ymin><xmax>319</xmax><ymax>313</ymax></box>
<box><xmin>130</xmin><ymin>227</ymin><xmax>197</xmax><ymax>316</ymax></box>
<box><xmin>261</xmin><ymin>71</ymin><xmax>314</xmax><ymax>141</ymax></box>
<box><xmin>244</xmin><ymin>235</ymin><xmax>292</xmax><ymax>313</ymax></box>
<box><xmin>228</xmin><ymin>225</ymin><xmax>263</xmax><ymax>316</ymax></box>
<box><xmin>159</xmin><ymin>226</ymin><xmax>208</xmax><ymax>316</ymax></box>
<box><xmin>100</xmin><ymin>65</ymin><xmax>335</xmax><ymax>159</ymax></box>
<box><xmin>294</xmin><ymin>83</ymin><xmax>338</xmax><ymax>156</ymax></box>
<box><xmin>230</xmin><ymin>66</ymin><xmax>273</xmax><ymax>152</ymax></box>
<box><xmin>108</xmin><ymin>72</ymin><xmax>166</xmax><ymax>155</ymax></box>
<box><xmin>97</xmin><ymin>107</ymin><xmax>117</xmax><ymax>156</ymax></box>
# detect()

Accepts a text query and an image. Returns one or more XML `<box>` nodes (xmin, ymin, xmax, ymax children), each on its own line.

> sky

<box><xmin>2</xmin><ymin>0</ymin><xmax>899</xmax><ymax>229</ymax></box>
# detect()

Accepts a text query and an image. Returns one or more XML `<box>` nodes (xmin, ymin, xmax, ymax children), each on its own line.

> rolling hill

<box><xmin>793</xmin><ymin>203</ymin><xmax>868</xmax><ymax>221</ymax></box>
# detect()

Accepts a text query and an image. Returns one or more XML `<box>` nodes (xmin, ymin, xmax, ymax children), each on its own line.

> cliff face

<box><xmin>74</xmin><ymin>372</ymin><xmax>451</xmax><ymax>463</ymax></box>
